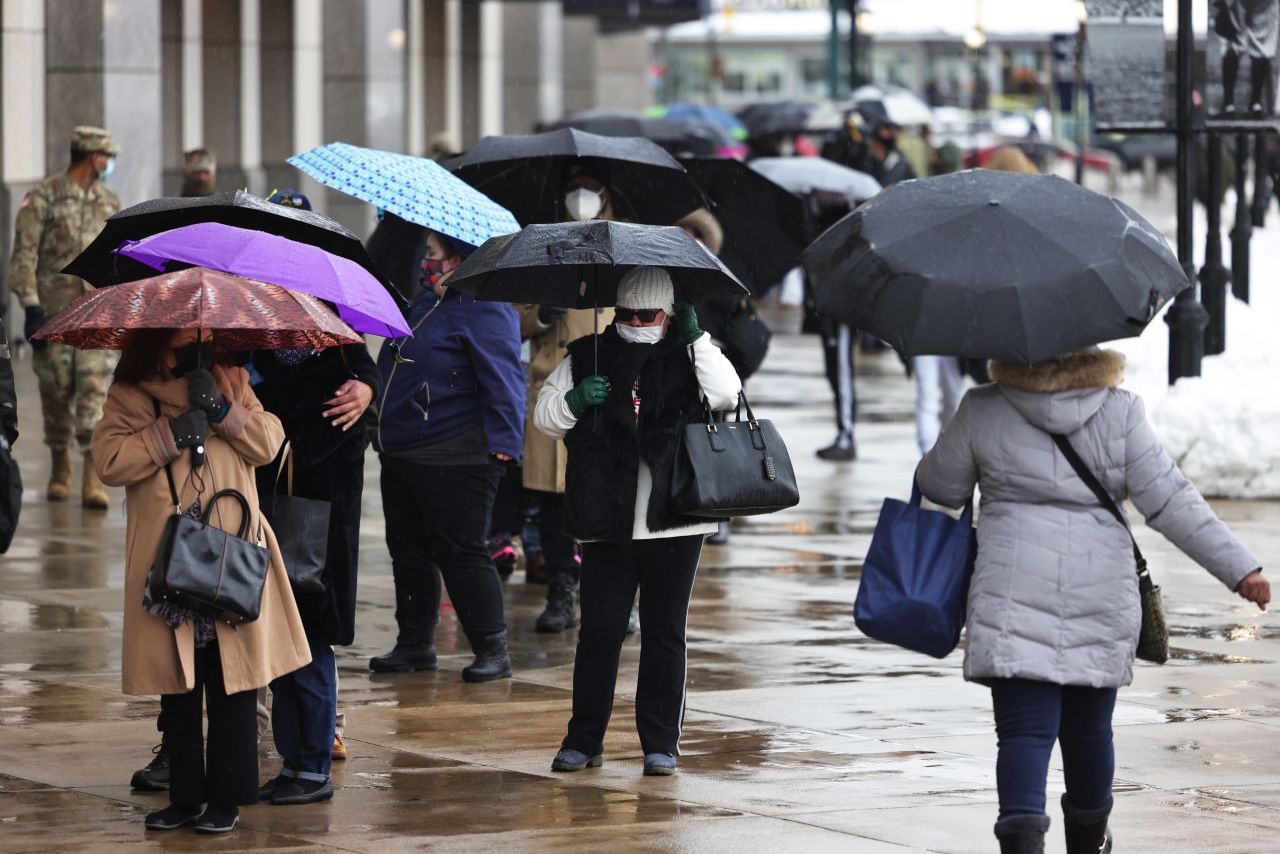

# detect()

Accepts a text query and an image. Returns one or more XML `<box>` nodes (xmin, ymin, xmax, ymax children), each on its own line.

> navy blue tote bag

<box><xmin>853</xmin><ymin>481</ymin><xmax>976</xmax><ymax>658</ymax></box>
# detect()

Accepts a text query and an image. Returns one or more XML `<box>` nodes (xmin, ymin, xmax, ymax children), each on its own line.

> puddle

<box><xmin>1167</xmin><ymin>647</ymin><xmax>1271</xmax><ymax>666</ymax></box>
<box><xmin>1169</xmin><ymin>624</ymin><xmax>1279</xmax><ymax>642</ymax></box>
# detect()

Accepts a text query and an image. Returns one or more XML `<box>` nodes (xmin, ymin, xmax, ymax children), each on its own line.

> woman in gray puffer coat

<box><xmin>915</xmin><ymin>348</ymin><xmax>1269</xmax><ymax>854</ymax></box>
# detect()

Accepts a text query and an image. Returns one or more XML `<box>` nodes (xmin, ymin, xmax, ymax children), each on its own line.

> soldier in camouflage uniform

<box><xmin>6</xmin><ymin>126</ymin><xmax>122</xmax><ymax>508</ymax></box>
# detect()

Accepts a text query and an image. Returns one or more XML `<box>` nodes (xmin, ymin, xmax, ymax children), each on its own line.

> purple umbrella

<box><xmin>115</xmin><ymin>222</ymin><xmax>411</xmax><ymax>338</ymax></box>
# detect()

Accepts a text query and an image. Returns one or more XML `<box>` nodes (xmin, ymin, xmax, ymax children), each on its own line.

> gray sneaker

<box><xmin>551</xmin><ymin>748</ymin><xmax>603</xmax><ymax>772</ymax></box>
<box><xmin>643</xmin><ymin>752</ymin><xmax>677</xmax><ymax>776</ymax></box>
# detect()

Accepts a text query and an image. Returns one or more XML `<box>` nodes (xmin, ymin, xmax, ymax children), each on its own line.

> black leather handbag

<box><xmin>716</xmin><ymin>297</ymin><xmax>772</xmax><ymax>381</ymax></box>
<box><xmin>149</xmin><ymin>463</ymin><xmax>270</xmax><ymax>626</ymax></box>
<box><xmin>260</xmin><ymin>444</ymin><xmax>329</xmax><ymax>594</ymax></box>
<box><xmin>670</xmin><ymin>390</ymin><xmax>800</xmax><ymax>518</ymax></box>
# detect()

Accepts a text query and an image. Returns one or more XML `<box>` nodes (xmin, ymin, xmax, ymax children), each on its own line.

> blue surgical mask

<box><xmin>100</xmin><ymin>157</ymin><xmax>116</xmax><ymax>180</ymax></box>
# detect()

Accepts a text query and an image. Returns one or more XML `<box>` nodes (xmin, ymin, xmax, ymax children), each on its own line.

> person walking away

<box><xmin>180</xmin><ymin>149</ymin><xmax>217</xmax><ymax>197</ymax></box>
<box><xmin>251</xmin><ymin>336</ymin><xmax>378</xmax><ymax>804</ymax></box>
<box><xmin>518</xmin><ymin>160</ymin><xmax>620</xmax><ymax>634</ymax></box>
<box><xmin>1217</xmin><ymin>0</ymin><xmax>1279</xmax><ymax>117</ymax></box>
<box><xmin>538</xmin><ymin>267</ymin><xmax>741</xmax><ymax>777</ymax></box>
<box><xmin>370</xmin><ymin>231</ymin><xmax>525</xmax><ymax>680</ymax></box>
<box><xmin>92</xmin><ymin>328</ymin><xmax>310</xmax><ymax>834</ymax></box>
<box><xmin>7</xmin><ymin>126</ymin><xmax>122</xmax><ymax>508</ymax></box>
<box><xmin>805</xmin><ymin>194</ymin><xmax>859</xmax><ymax>462</ymax></box>
<box><xmin>915</xmin><ymin>347</ymin><xmax>1269</xmax><ymax>853</ymax></box>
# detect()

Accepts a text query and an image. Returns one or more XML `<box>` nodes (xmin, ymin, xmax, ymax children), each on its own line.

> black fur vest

<box><xmin>563</xmin><ymin>326</ymin><xmax>706</xmax><ymax>542</ymax></box>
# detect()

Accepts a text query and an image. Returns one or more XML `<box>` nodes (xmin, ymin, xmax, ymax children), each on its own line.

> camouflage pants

<box><xmin>32</xmin><ymin>342</ymin><xmax>116</xmax><ymax>449</ymax></box>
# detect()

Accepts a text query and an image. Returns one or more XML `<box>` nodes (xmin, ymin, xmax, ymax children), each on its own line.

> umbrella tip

<box><xmin>989</xmin><ymin>199</ymin><xmax>1000</xmax><ymax>206</ymax></box>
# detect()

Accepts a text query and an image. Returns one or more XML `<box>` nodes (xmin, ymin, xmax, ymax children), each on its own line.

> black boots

<box><xmin>994</xmin><ymin>814</ymin><xmax>1050</xmax><ymax>854</ymax></box>
<box><xmin>462</xmin><ymin>630</ymin><xmax>512</xmax><ymax>682</ymax></box>
<box><xmin>1062</xmin><ymin>795</ymin><xmax>1114</xmax><ymax>854</ymax></box>
<box><xmin>131</xmin><ymin>742</ymin><xmax>170</xmax><ymax>790</ymax></box>
<box><xmin>370</xmin><ymin>641</ymin><xmax>438</xmax><ymax>673</ymax></box>
<box><xmin>536</xmin><ymin>575</ymin><xmax>578</xmax><ymax>633</ymax></box>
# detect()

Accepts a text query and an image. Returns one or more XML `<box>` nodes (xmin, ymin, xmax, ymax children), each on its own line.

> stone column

<box><xmin>45</xmin><ymin>0</ymin><xmax>164</xmax><ymax>207</ymax></box>
<box><xmin>364</xmin><ymin>0</ymin><xmax>406</xmax><ymax>153</ymax></box>
<box><xmin>561</xmin><ymin>14</ymin><xmax>596</xmax><ymax>116</ymax></box>
<box><xmin>503</xmin><ymin>0</ymin><xmax>563</xmax><ymax>135</ymax></box>
<box><xmin>160</xmin><ymin>0</ymin><xmax>203</xmax><ymax>195</ymax></box>
<box><xmin>1</xmin><ymin>0</ymin><xmax>48</xmax><ymax>310</ymax></box>
<box><xmin>405</xmin><ymin>0</ymin><xmax>426</xmax><ymax>156</ymax></box>
<box><xmin>201</xmin><ymin>0</ymin><xmax>244</xmax><ymax>190</ymax></box>
<box><xmin>420</xmin><ymin>0</ymin><xmax>450</xmax><ymax>149</ymax></box>
<box><xmin>477</xmin><ymin>0</ymin><xmax>503</xmax><ymax>138</ymax></box>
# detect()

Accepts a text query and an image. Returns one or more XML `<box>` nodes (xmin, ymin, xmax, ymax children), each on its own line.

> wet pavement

<box><xmin>1</xmin><ymin>310</ymin><xmax>1277</xmax><ymax>852</ymax></box>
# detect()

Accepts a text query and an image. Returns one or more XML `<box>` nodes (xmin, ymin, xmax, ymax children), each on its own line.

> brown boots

<box><xmin>46</xmin><ymin>447</ymin><xmax>109</xmax><ymax>509</ymax></box>
<box><xmin>47</xmin><ymin>447</ymin><xmax>72</xmax><ymax>501</ymax></box>
<box><xmin>82</xmin><ymin>451</ymin><xmax>108</xmax><ymax>509</ymax></box>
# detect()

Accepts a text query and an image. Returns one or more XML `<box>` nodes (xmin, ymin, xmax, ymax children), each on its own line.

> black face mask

<box><xmin>171</xmin><ymin>340</ymin><xmax>214</xmax><ymax>378</ymax></box>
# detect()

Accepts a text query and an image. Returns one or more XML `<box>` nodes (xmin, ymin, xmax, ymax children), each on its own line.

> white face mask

<box><xmin>565</xmin><ymin>188</ymin><xmax>604</xmax><ymax>221</ymax></box>
<box><xmin>615</xmin><ymin>320</ymin><xmax>667</xmax><ymax>344</ymax></box>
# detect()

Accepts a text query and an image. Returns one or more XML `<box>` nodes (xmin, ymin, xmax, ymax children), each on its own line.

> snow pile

<box><xmin>1111</xmin><ymin>266</ymin><xmax>1280</xmax><ymax>499</ymax></box>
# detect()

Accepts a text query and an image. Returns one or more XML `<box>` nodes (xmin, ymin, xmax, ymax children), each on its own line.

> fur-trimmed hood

<box><xmin>988</xmin><ymin>348</ymin><xmax>1125</xmax><ymax>393</ymax></box>
<box><xmin>990</xmin><ymin>349</ymin><xmax>1126</xmax><ymax>435</ymax></box>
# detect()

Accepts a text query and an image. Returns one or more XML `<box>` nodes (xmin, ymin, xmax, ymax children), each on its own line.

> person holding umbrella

<box><xmin>369</xmin><ymin>230</ymin><xmax>525</xmax><ymax>681</ymax></box>
<box><xmin>56</xmin><ymin>268</ymin><xmax>351</xmax><ymax>834</ymax></box>
<box><xmin>804</xmin><ymin>170</ymin><xmax>1271</xmax><ymax>853</ymax></box>
<box><xmin>534</xmin><ymin>266</ymin><xmax>741</xmax><ymax>777</ymax></box>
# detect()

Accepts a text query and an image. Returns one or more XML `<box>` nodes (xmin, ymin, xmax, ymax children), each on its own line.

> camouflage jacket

<box><xmin>7</xmin><ymin>173</ymin><xmax>120</xmax><ymax>312</ymax></box>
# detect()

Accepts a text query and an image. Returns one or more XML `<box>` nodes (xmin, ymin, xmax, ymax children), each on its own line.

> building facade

<box><xmin>0</xmin><ymin>0</ymin><xmax>652</xmax><ymax>304</ymax></box>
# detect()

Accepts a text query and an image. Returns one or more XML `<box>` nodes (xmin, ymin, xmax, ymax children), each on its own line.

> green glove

<box><xmin>565</xmin><ymin>375</ymin><xmax>609</xmax><ymax>417</ymax></box>
<box><xmin>673</xmin><ymin>301</ymin><xmax>703</xmax><ymax>344</ymax></box>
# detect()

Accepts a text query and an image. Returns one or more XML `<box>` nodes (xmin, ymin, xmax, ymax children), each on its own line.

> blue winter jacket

<box><xmin>373</xmin><ymin>289</ymin><xmax>525</xmax><ymax>460</ymax></box>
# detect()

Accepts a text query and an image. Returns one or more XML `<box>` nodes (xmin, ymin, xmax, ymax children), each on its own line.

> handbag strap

<box><xmin>909</xmin><ymin>478</ymin><xmax>974</xmax><ymax>524</ymax></box>
<box><xmin>1049</xmin><ymin>433</ymin><xmax>1153</xmax><ymax>591</ymax></box>
<box><xmin>153</xmin><ymin>398</ymin><xmax>181</xmax><ymax>512</ymax></box>
<box><xmin>202</xmin><ymin>488</ymin><xmax>254</xmax><ymax>539</ymax></box>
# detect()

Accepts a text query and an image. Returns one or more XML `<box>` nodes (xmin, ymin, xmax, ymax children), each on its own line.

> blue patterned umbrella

<box><xmin>288</xmin><ymin>142</ymin><xmax>520</xmax><ymax>250</ymax></box>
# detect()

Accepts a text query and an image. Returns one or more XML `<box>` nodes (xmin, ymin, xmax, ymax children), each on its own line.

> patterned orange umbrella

<box><xmin>34</xmin><ymin>266</ymin><xmax>360</xmax><ymax>351</ymax></box>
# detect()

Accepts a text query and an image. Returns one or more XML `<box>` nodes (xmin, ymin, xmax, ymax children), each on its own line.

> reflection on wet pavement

<box><xmin>0</xmin><ymin>326</ymin><xmax>1276</xmax><ymax>852</ymax></box>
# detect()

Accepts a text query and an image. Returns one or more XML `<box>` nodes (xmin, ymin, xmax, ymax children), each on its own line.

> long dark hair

<box><xmin>113</xmin><ymin>329</ymin><xmax>172</xmax><ymax>385</ymax></box>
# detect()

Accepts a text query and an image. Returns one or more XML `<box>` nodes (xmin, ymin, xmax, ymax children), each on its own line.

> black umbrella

<box><xmin>450</xmin><ymin>220</ymin><xmax>747</xmax><ymax>308</ymax></box>
<box><xmin>64</xmin><ymin>190</ymin><xmax>408</xmax><ymax>309</ymax></box>
<box><xmin>802</xmin><ymin>170</ymin><xmax>1189</xmax><ymax>363</ymax></box>
<box><xmin>737</xmin><ymin>100</ymin><xmax>843</xmax><ymax>138</ymax></box>
<box><xmin>442</xmin><ymin>128</ymin><xmax>706</xmax><ymax>226</ymax></box>
<box><xmin>679</xmin><ymin>157</ymin><xmax>812</xmax><ymax>294</ymax></box>
<box><xmin>552</xmin><ymin>111</ymin><xmax>735</xmax><ymax>158</ymax></box>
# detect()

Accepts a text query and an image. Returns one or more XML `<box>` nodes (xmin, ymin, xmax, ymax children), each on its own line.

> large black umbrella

<box><xmin>65</xmin><ymin>190</ymin><xmax>408</xmax><ymax>309</ymax></box>
<box><xmin>680</xmin><ymin>157</ymin><xmax>812</xmax><ymax>294</ymax></box>
<box><xmin>552</xmin><ymin>111</ymin><xmax>735</xmax><ymax>158</ymax></box>
<box><xmin>801</xmin><ymin>170</ymin><xmax>1189</xmax><ymax>363</ymax></box>
<box><xmin>737</xmin><ymin>100</ymin><xmax>844</xmax><ymax>138</ymax></box>
<box><xmin>442</xmin><ymin>128</ymin><xmax>706</xmax><ymax>226</ymax></box>
<box><xmin>449</xmin><ymin>220</ymin><xmax>747</xmax><ymax>308</ymax></box>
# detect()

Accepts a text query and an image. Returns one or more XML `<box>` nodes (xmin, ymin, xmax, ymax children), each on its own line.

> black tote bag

<box><xmin>259</xmin><ymin>444</ymin><xmax>329</xmax><ymax>594</ymax></box>
<box><xmin>670</xmin><ymin>390</ymin><xmax>799</xmax><ymax>518</ymax></box>
<box><xmin>150</xmin><ymin>481</ymin><xmax>270</xmax><ymax>626</ymax></box>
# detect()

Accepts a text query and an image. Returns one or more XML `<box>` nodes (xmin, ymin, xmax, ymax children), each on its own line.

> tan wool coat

<box><xmin>92</xmin><ymin>365</ymin><xmax>311</xmax><ymax>697</ymax></box>
<box><xmin>519</xmin><ymin>304</ymin><xmax>613</xmax><ymax>493</ymax></box>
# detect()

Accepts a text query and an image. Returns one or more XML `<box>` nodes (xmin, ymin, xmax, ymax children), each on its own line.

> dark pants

<box><xmin>489</xmin><ymin>461</ymin><xmax>525</xmax><ymax>537</ymax></box>
<box><xmin>990</xmin><ymin>678</ymin><xmax>1118</xmax><ymax>819</ymax></box>
<box><xmin>562</xmin><ymin>535</ymin><xmax>703</xmax><ymax>756</ymax></box>
<box><xmin>161</xmin><ymin>641</ymin><xmax>258</xmax><ymax>807</ymax></box>
<box><xmin>820</xmin><ymin>320</ymin><xmax>856</xmax><ymax>447</ymax></box>
<box><xmin>535</xmin><ymin>491</ymin><xmax>578</xmax><ymax>581</ymax></box>
<box><xmin>270</xmin><ymin>641</ymin><xmax>336</xmax><ymax>782</ymax></box>
<box><xmin>381</xmin><ymin>459</ymin><xmax>506</xmax><ymax>644</ymax></box>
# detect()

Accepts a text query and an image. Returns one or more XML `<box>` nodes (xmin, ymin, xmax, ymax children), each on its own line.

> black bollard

<box><xmin>1200</xmin><ymin>134</ymin><xmax>1229</xmax><ymax>357</ymax></box>
<box><xmin>1230</xmin><ymin>133</ymin><xmax>1252</xmax><ymax>303</ymax></box>
<box><xmin>1167</xmin><ymin>0</ymin><xmax>1206</xmax><ymax>384</ymax></box>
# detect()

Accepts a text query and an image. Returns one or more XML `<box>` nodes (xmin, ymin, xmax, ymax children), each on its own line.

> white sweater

<box><xmin>534</xmin><ymin>333</ymin><xmax>743</xmax><ymax>540</ymax></box>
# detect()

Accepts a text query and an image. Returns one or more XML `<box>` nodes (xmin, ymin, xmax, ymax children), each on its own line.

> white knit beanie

<box><xmin>616</xmin><ymin>266</ymin><xmax>675</xmax><ymax>314</ymax></box>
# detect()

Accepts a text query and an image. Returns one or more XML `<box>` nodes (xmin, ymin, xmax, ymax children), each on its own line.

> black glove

<box><xmin>170</xmin><ymin>409</ymin><xmax>209</xmax><ymax>450</ymax></box>
<box><xmin>185</xmin><ymin>368</ymin><xmax>227</xmax><ymax>422</ymax></box>
<box><xmin>538</xmin><ymin>305</ymin><xmax>568</xmax><ymax>326</ymax></box>
<box><xmin>23</xmin><ymin>306</ymin><xmax>47</xmax><ymax>352</ymax></box>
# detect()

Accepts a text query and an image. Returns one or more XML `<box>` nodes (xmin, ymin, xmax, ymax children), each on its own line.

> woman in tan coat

<box><xmin>92</xmin><ymin>328</ymin><xmax>310</xmax><ymax>834</ymax></box>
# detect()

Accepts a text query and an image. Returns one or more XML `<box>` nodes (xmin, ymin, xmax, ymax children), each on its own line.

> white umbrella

<box><xmin>748</xmin><ymin>157</ymin><xmax>883</xmax><ymax>206</ymax></box>
<box><xmin>852</xmin><ymin>85</ymin><xmax>934</xmax><ymax>127</ymax></box>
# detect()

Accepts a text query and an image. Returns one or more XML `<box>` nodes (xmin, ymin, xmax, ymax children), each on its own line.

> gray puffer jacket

<box><xmin>915</xmin><ymin>349</ymin><xmax>1259</xmax><ymax>688</ymax></box>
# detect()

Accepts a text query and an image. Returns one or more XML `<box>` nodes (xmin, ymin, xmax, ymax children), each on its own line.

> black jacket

<box><xmin>563</xmin><ymin>327</ymin><xmax>706</xmax><ymax>542</ymax></box>
<box><xmin>252</xmin><ymin>343</ymin><xmax>379</xmax><ymax>646</ymax></box>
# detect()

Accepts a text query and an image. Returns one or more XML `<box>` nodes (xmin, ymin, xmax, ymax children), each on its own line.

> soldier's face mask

<box><xmin>98</xmin><ymin>155</ymin><xmax>116</xmax><ymax>180</ymax></box>
<box><xmin>171</xmin><ymin>340</ymin><xmax>214</xmax><ymax>378</ymax></box>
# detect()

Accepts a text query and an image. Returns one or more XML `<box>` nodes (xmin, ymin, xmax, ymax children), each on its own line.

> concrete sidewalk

<box><xmin>0</xmin><ymin>315</ymin><xmax>1276</xmax><ymax>852</ymax></box>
